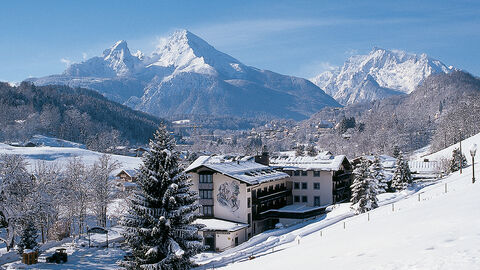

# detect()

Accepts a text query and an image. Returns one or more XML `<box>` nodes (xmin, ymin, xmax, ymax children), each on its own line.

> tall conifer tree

<box><xmin>121</xmin><ymin>125</ymin><xmax>204</xmax><ymax>270</ymax></box>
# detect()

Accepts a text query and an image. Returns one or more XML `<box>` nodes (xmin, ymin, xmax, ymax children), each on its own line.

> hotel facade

<box><xmin>186</xmin><ymin>151</ymin><xmax>352</xmax><ymax>252</ymax></box>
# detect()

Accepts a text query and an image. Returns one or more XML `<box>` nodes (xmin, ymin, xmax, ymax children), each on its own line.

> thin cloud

<box><xmin>190</xmin><ymin>17</ymin><xmax>425</xmax><ymax>48</ymax></box>
<box><xmin>297</xmin><ymin>60</ymin><xmax>340</xmax><ymax>79</ymax></box>
<box><xmin>60</xmin><ymin>58</ymin><xmax>72</xmax><ymax>67</ymax></box>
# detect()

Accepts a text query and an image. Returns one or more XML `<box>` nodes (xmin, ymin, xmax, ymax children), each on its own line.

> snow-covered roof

<box><xmin>269</xmin><ymin>151</ymin><xmax>348</xmax><ymax>171</ymax></box>
<box><xmin>361</xmin><ymin>154</ymin><xmax>397</xmax><ymax>169</ymax></box>
<box><xmin>264</xmin><ymin>204</ymin><xmax>328</xmax><ymax>213</ymax></box>
<box><xmin>194</xmin><ymin>218</ymin><xmax>248</xmax><ymax>232</ymax></box>
<box><xmin>117</xmin><ymin>169</ymin><xmax>138</xmax><ymax>178</ymax></box>
<box><xmin>186</xmin><ymin>155</ymin><xmax>289</xmax><ymax>185</ymax></box>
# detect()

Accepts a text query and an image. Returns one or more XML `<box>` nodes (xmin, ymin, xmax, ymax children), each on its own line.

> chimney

<box><xmin>255</xmin><ymin>146</ymin><xmax>269</xmax><ymax>166</ymax></box>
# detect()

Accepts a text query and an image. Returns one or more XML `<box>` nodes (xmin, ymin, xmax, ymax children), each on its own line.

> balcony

<box><xmin>253</xmin><ymin>188</ymin><xmax>291</xmax><ymax>204</ymax></box>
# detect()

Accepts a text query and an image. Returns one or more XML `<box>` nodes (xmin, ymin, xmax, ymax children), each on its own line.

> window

<box><xmin>314</xmin><ymin>196</ymin><xmax>321</xmax><ymax>206</ymax></box>
<box><xmin>313</xmin><ymin>171</ymin><xmax>320</xmax><ymax>177</ymax></box>
<box><xmin>301</xmin><ymin>171</ymin><xmax>308</xmax><ymax>176</ymax></box>
<box><xmin>247</xmin><ymin>197</ymin><xmax>251</xmax><ymax>208</ymax></box>
<box><xmin>199</xmin><ymin>189</ymin><xmax>213</xmax><ymax>199</ymax></box>
<box><xmin>294</xmin><ymin>196</ymin><xmax>300</xmax><ymax>203</ymax></box>
<box><xmin>314</xmin><ymin>182</ymin><xmax>320</xmax><ymax>190</ymax></box>
<box><xmin>294</xmin><ymin>171</ymin><xmax>300</xmax><ymax>176</ymax></box>
<box><xmin>275</xmin><ymin>184</ymin><xmax>280</xmax><ymax>190</ymax></box>
<box><xmin>294</xmin><ymin>182</ymin><xmax>300</xmax><ymax>189</ymax></box>
<box><xmin>202</xmin><ymin>206</ymin><xmax>213</xmax><ymax>216</ymax></box>
<box><xmin>301</xmin><ymin>182</ymin><xmax>308</xmax><ymax>189</ymax></box>
<box><xmin>199</xmin><ymin>174</ymin><xmax>213</xmax><ymax>183</ymax></box>
<box><xmin>248</xmin><ymin>213</ymin><xmax>251</xmax><ymax>225</ymax></box>
<box><xmin>302</xmin><ymin>196</ymin><xmax>308</xmax><ymax>203</ymax></box>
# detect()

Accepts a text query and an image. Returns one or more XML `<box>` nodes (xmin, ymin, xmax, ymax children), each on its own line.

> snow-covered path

<box><xmin>217</xmin><ymin>168</ymin><xmax>480</xmax><ymax>270</ymax></box>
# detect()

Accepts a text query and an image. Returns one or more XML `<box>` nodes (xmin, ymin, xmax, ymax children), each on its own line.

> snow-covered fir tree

<box><xmin>391</xmin><ymin>153</ymin><xmax>412</xmax><ymax>191</ymax></box>
<box><xmin>369</xmin><ymin>156</ymin><xmax>388</xmax><ymax>193</ymax></box>
<box><xmin>449</xmin><ymin>147</ymin><xmax>467</xmax><ymax>173</ymax></box>
<box><xmin>295</xmin><ymin>145</ymin><xmax>305</xmax><ymax>157</ymax></box>
<box><xmin>121</xmin><ymin>125</ymin><xmax>204</xmax><ymax>270</ymax></box>
<box><xmin>392</xmin><ymin>145</ymin><xmax>400</xmax><ymax>159</ymax></box>
<box><xmin>306</xmin><ymin>145</ymin><xmax>318</xmax><ymax>157</ymax></box>
<box><xmin>17</xmin><ymin>218</ymin><xmax>39</xmax><ymax>254</ymax></box>
<box><xmin>350</xmin><ymin>158</ymin><xmax>379</xmax><ymax>214</ymax></box>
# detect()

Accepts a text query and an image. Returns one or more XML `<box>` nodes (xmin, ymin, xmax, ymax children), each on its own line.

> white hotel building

<box><xmin>186</xmin><ymin>151</ymin><xmax>352</xmax><ymax>252</ymax></box>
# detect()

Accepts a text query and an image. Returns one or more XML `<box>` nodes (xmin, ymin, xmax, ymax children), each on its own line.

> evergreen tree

<box><xmin>295</xmin><ymin>145</ymin><xmax>305</xmax><ymax>157</ymax></box>
<box><xmin>121</xmin><ymin>125</ymin><xmax>204</xmax><ymax>270</ymax></box>
<box><xmin>350</xmin><ymin>158</ymin><xmax>379</xmax><ymax>213</ymax></box>
<box><xmin>369</xmin><ymin>156</ymin><xmax>388</xmax><ymax>193</ymax></box>
<box><xmin>391</xmin><ymin>153</ymin><xmax>412</xmax><ymax>191</ymax></box>
<box><xmin>392</xmin><ymin>145</ymin><xmax>400</xmax><ymax>159</ymax></box>
<box><xmin>306</xmin><ymin>145</ymin><xmax>318</xmax><ymax>157</ymax></box>
<box><xmin>449</xmin><ymin>148</ymin><xmax>467</xmax><ymax>172</ymax></box>
<box><xmin>17</xmin><ymin>218</ymin><xmax>39</xmax><ymax>254</ymax></box>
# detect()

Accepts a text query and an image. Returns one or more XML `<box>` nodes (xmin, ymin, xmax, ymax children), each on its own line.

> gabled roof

<box><xmin>116</xmin><ymin>169</ymin><xmax>138</xmax><ymax>178</ymax></box>
<box><xmin>269</xmin><ymin>151</ymin><xmax>348</xmax><ymax>171</ymax></box>
<box><xmin>186</xmin><ymin>155</ymin><xmax>289</xmax><ymax>185</ymax></box>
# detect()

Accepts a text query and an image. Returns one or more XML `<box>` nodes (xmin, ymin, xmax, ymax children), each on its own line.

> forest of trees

<box><xmin>0</xmin><ymin>153</ymin><xmax>122</xmax><ymax>252</ymax></box>
<box><xmin>0</xmin><ymin>82</ymin><xmax>165</xmax><ymax>150</ymax></box>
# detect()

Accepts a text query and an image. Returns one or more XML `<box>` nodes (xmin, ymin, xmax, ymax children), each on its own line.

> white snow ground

<box><xmin>198</xmin><ymin>168</ymin><xmax>479</xmax><ymax>270</ymax></box>
<box><xmin>0</xmin><ymin>143</ymin><xmax>141</xmax><ymax>173</ymax></box>
<box><xmin>3</xmin><ymin>227</ymin><xmax>125</xmax><ymax>270</ymax></box>
<box><xmin>421</xmin><ymin>132</ymin><xmax>480</xmax><ymax>162</ymax></box>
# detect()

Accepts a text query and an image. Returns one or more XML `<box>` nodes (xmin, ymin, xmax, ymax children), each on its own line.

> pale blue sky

<box><xmin>1</xmin><ymin>0</ymin><xmax>479</xmax><ymax>82</ymax></box>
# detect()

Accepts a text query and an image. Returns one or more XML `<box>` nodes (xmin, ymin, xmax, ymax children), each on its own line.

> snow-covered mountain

<box><xmin>311</xmin><ymin>47</ymin><xmax>453</xmax><ymax>105</ymax></box>
<box><xmin>30</xmin><ymin>30</ymin><xmax>340</xmax><ymax>120</ymax></box>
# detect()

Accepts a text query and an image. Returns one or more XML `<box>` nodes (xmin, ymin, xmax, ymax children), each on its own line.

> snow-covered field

<box><xmin>0</xmin><ymin>143</ymin><xmax>141</xmax><ymax>173</ymax></box>
<box><xmin>3</xmin><ymin>227</ymin><xmax>125</xmax><ymax>270</ymax></box>
<box><xmin>413</xmin><ymin>132</ymin><xmax>480</xmax><ymax>162</ymax></box>
<box><xmin>204</xmin><ymin>168</ymin><xmax>479</xmax><ymax>270</ymax></box>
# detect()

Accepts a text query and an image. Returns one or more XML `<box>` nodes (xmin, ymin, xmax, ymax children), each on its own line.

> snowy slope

<box><xmin>311</xmin><ymin>47</ymin><xmax>453</xmax><ymax>105</ymax></box>
<box><xmin>30</xmin><ymin>30</ymin><xmax>340</xmax><ymax>120</ymax></box>
<box><xmin>197</xmin><ymin>169</ymin><xmax>480</xmax><ymax>270</ymax></box>
<box><xmin>418</xmin><ymin>132</ymin><xmax>480</xmax><ymax>162</ymax></box>
<box><xmin>0</xmin><ymin>143</ymin><xmax>141</xmax><ymax>173</ymax></box>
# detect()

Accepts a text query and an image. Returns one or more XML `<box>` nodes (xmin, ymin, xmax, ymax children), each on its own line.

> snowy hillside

<box><xmin>196</xmin><ymin>169</ymin><xmax>480</xmax><ymax>270</ymax></box>
<box><xmin>311</xmin><ymin>47</ymin><xmax>453</xmax><ymax>105</ymax></box>
<box><xmin>0</xmin><ymin>143</ymin><xmax>141</xmax><ymax>172</ymax></box>
<box><xmin>415</xmin><ymin>132</ymin><xmax>480</xmax><ymax>162</ymax></box>
<box><xmin>30</xmin><ymin>30</ymin><xmax>340</xmax><ymax>120</ymax></box>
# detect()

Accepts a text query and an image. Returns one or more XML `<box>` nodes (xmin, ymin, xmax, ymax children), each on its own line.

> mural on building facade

<box><xmin>217</xmin><ymin>181</ymin><xmax>240</xmax><ymax>212</ymax></box>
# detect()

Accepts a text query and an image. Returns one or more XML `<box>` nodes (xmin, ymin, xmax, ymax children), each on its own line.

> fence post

<box><xmin>343</xmin><ymin>222</ymin><xmax>346</xmax><ymax>229</ymax></box>
<box><xmin>418</xmin><ymin>193</ymin><xmax>420</xmax><ymax>202</ymax></box>
<box><xmin>392</xmin><ymin>203</ymin><xmax>395</xmax><ymax>212</ymax></box>
<box><xmin>445</xmin><ymin>183</ymin><xmax>447</xmax><ymax>193</ymax></box>
<box><xmin>320</xmin><ymin>230</ymin><xmax>322</xmax><ymax>237</ymax></box>
<box><xmin>368</xmin><ymin>212</ymin><xmax>370</xmax><ymax>221</ymax></box>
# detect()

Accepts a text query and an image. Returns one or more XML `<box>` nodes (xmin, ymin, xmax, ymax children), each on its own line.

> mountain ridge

<box><xmin>311</xmin><ymin>47</ymin><xmax>453</xmax><ymax>105</ymax></box>
<box><xmin>29</xmin><ymin>30</ymin><xmax>340</xmax><ymax>120</ymax></box>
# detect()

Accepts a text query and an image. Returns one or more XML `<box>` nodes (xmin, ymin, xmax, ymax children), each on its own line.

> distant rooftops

<box><xmin>185</xmin><ymin>155</ymin><xmax>289</xmax><ymax>185</ymax></box>
<box><xmin>269</xmin><ymin>151</ymin><xmax>348</xmax><ymax>171</ymax></box>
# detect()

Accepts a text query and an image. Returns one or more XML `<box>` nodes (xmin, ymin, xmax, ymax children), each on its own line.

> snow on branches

<box><xmin>121</xmin><ymin>125</ymin><xmax>204</xmax><ymax>270</ymax></box>
<box><xmin>350</xmin><ymin>157</ymin><xmax>379</xmax><ymax>214</ymax></box>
